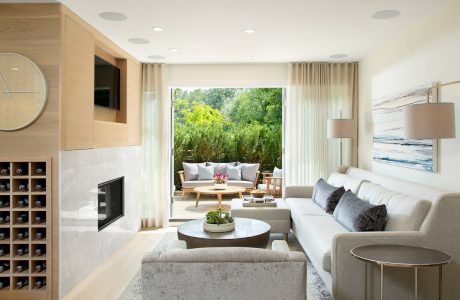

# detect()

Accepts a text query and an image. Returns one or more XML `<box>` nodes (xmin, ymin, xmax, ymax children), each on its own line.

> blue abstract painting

<box><xmin>373</xmin><ymin>84</ymin><xmax>437</xmax><ymax>172</ymax></box>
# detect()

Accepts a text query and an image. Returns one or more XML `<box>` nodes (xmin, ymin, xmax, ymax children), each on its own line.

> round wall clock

<box><xmin>0</xmin><ymin>53</ymin><xmax>48</xmax><ymax>131</ymax></box>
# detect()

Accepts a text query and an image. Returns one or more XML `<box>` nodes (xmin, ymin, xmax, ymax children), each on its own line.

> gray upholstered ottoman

<box><xmin>231</xmin><ymin>198</ymin><xmax>291</xmax><ymax>240</ymax></box>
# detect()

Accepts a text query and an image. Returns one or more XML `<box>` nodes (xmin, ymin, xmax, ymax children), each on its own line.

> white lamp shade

<box><xmin>403</xmin><ymin>103</ymin><xmax>455</xmax><ymax>139</ymax></box>
<box><xmin>327</xmin><ymin>119</ymin><xmax>355</xmax><ymax>138</ymax></box>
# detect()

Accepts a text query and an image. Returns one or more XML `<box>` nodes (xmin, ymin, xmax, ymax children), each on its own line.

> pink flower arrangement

<box><xmin>213</xmin><ymin>173</ymin><xmax>228</xmax><ymax>184</ymax></box>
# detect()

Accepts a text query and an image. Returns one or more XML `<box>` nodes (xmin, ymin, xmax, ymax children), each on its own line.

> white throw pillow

<box><xmin>197</xmin><ymin>165</ymin><xmax>214</xmax><ymax>180</ymax></box>
<box><xmin>239</xmin><ymin>163</ymin><xmax>259</xmax><ymax>182</ymax></box>
<box><xmin>272</xmin><ymin>167</ymin><xmax>283</xmax><ymax>186</ymax></box>
<box><xmin>227</xmin><ymin>165</ymin><xmax>242</xmax><ymax>180</ymax></box>
<box><xmin>182</xmin><ymin>162</ymin><xmax>205</xmax><ymax>181</ymax></box>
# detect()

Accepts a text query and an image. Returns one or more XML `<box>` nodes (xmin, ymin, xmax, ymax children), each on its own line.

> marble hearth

<box><xmin>59</xmin><ymin>146</ymin><xmax>142</xmax><ymax>296</ymax></box>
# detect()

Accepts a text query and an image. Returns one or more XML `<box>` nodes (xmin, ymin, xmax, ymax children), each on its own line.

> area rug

<box><xmin>118</xmin><ymin>232</ymin><xmax>332</xmax><ymax>300</ymax></box>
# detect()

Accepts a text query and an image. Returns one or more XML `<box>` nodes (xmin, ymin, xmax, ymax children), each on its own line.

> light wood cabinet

<box><xmin>61</xmin><ymin>16</ymin><xmax>95</xmax><ymax>150</ymax></box>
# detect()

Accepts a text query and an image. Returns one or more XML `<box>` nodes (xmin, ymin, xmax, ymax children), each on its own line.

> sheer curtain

<box><xmin>141</xmin><ymin>64</ymin><xmax>170</xmax><ymax>228</ymax></box>
<box><xmin>285</xmin><ymin>62</ymin><xmax>358</xmax><ymax>186</ymax></box>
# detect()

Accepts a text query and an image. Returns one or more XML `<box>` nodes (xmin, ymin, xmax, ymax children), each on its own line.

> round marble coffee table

<box><xmin>177</xmin><ymin>218</ymin><xmax>271</xmax><ymax>249</ymax></box>
<box><xmin>351</xmin><ymin>244</ymin><xmax>452</xmax><ymax>300</ymax></box>
<box><xmin>193</xmin><ymin>186</ymin><xmax>245</xmax><ymax>208</ymax></box>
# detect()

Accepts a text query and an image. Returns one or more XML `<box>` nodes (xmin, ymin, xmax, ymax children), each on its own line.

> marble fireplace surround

<box><xmin>60</xmin><ymin>146</ymin><xmax>142</xmax><ymax>296</ymax></box>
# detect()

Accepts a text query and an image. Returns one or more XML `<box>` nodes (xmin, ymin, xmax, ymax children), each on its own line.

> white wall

<box><xmin>358</xmin><ymin>0</ymin><xmax>460</xmax><ymax>191</ymax></box>
<box><xmin>168</xmin><ymin>63</ymin><xmax>287</xmax><ymax>87</ymax></box>
<box><xmin>59</xmin><ymin>146</ymin><xmax>142</xmax><ymax>296</ymax></box>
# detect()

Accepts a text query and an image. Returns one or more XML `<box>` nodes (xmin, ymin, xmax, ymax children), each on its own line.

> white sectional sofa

<box><xmin>284</xmin><ymin>167</ymin><xmax>460</xmax><ymax>300</ymax></box>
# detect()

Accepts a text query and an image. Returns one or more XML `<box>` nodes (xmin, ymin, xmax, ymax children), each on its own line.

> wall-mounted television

<box><xmin>94</xmin><ymin>56</ymin><xmax>120</xmax><ymax>110</ymax></box>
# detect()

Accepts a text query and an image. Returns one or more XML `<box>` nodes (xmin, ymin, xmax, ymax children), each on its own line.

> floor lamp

<box><xmin>327</xmin><ymin>118</ymin><xmax>355</xmax><ymax>166</ymax></box>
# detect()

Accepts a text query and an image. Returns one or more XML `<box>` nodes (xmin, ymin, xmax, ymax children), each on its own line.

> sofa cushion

<box><xmin>297</xmin><ymin>215</ymin><xmax>348</xmax><ymax>272</ymax></box>
<box><xmin>312</xmin><ymin>179</ymin><xmax>345</xmax><ymax>214</ymax></box>
<box><xmin>207</xmin><ymin>162</ymin><xmax>236</xmax><ymax>175</ymax></box>
<box><xmin>333</xmin><ymin>191</ymin><xmax>387</xmax><ymax>232</ymax></box>
<box><xmin>285</xmin><ymin>198</ymin><xmax>328</xmax><ymax>224</ymax></box>
<box><xmin>227</xmin><ymin>180</ymin><xmax>253</xmax><ymax>188</ymax></box>
<box><xmin>357</xmin><ymin>182</ymin><xmax>431</xmax><ymax>231</ymax></box>
<box><xmin>183</xmin><ymin>162</ymin><xmax>206</xmax><ymax>181</ymax></box>
<box><xmin>327</xmin><ymin>173</ymin><xmax>365</xmax><ymax>194</ymax></box>
<box><xmin>239</xmin><ymin>163</ymin><xmax>259</xmax><ymax>182</ymax></box>
<box><xmin>227</xmin><ymin>165</ymin><xmax>242</xmax><ymax>180</ymax></box>
<box><xmin>183</xmin><ymin>180</ymin><xmax>253</xmax><ymax>189</ymax></box>
<box><xmin>197</xmin><ymin>165</ymin><xmax>214</xmax><ymax>180</ymax></box>
<box><xmin>272</xmin><ymin>167</ymin><xmax>283</xmax><ymax>187</ymax></box>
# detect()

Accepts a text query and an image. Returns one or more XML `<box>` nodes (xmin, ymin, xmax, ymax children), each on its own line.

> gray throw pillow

<box><xmin>197</xmin><ymin>165</ymin><xmax>214</xmax><ymax>180</ymax></box>
<box><xmin>312</xmin><ymin>178</ymin><xmax>345</xmax><ymax>214</ymax></box>
<box><xmin>333</xmin><ymin>191</ymin><xmax>387</xmax><ymax>232</ymax></box>
<box><xmin>240</xmin><ymin>163</ymin><xmax>259</xmax><ymax>182</ymax></box>
<box><xmin>206</xmin><ymin>162</ymin><xmax>228</xmax><ymax>175</ymax></box>
<box><xmin>227</xmin><ymin>165</ymin><xmax>242</xmax><ymax>180</ymax></box>
<box><xmin>182</xmin><ymin>162</ymin><xmax>205</xmax><ymax>181</ymax></box>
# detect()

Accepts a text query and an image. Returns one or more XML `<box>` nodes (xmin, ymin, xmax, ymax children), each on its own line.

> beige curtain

<box><xmin>285</xmin><ymin>62</ymin><xmax>358</xmax><ymax>185</ymax></box>
<box><xmin>141</xmin><ymin>64</ymin><xmax>170</xmax><ymax>228</ymax></box>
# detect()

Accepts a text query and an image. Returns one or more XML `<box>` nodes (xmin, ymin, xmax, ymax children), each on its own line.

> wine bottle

<box><xmin>15</xmin><ymin>262</ymin><xmax>28</xmax><ymax>272</ymax></box>
<box><xmin>34</xmin><ymin>184</ymin><xmax>44</xmax><ymax>191</ymax></box>
<box><xmin>0</xmin><ymin>262</ymin><xmax>9</xmax><ymax>273</ymax></box>
<box><xmin>0</xmin><ymin>230</ymin><xmax>9</xmax><ymax>240</ymax></box>
<box><xmin>16</xmin><ymin>213</ymin><xmax>28</xmax><ymax>224</ymax></box>
<box><xmin>17</xmin><ymin>229</ymin><xmax>29</xmax><ymax>240</ymax></box>
<box><xmin>17</xmin><ymin>198</ymin><xmax>28</xmax><ymax>207</ymax></box>
<box><xmin>0</xmin><ymin>245</ymin><xmax>9</xmax><ymax>256</ymax></box>
<box><xmin>0</xmin><ymin>184</ymin><xmax>8</xmax><ymax>192</ymax></box>
<box><xmin>35</xmin><ymin>262</ymin><xmax>46</xmax><ymax>272</ymax></box>
<box><xmin>18</xmin><ymin>184</ymin><xmax>27</xmax><ymax>191</ymax></box>
<box><xmin>35</xmin><ymin>246</ymin><xmax>46</xmax><ymax>256</ymax></box>
<box><xmin>0</xmin><ymin>278</ymin><xmax>9</xmax><ymax>289</ymax></box>
<box><xmin>16</xmin><ymin>278</ymin><xmax>28</xmax><ymax>288</ymax></box>
<box><xmin>0</xmin><ymin>168</ymin><xmax>8</xmax><ymax>176</ymax></box>
<box><xmin>16</xmin><ymin>245</ymin><xmax>28</xmax><ymax>256</ymax></box>
<box><xmin>34</xmin><ymin>199</ymin><xmax>45</xmax><ymax>208</ymax></box>
<box><xmin>0</xmin><ymin>213</ymin><xmax>10</xmax><ymax>224</ymax></box>
<box><xmin>36</xmin><ymin>168</ymin><xmax>44</xmax><ymax>175</ymax></box>
<box><xmin>0</xmin><ymin>198</ymin><xmax>9</xmax><ymax>207</ymax></box>
<box><xmin>35</xmin><ymin>230</ymin><xmax>46</xmax><ymax>240</ymax></box>
<box><xmin>34</xmin><ymin>215</ymin><xmax>45</xmax><ymax>224</ymax></box>
<box><xmin>35</xmin><ymin>278</ymin><xmax>46</xmax><ymax>288</ymax></box>
<box><xmin>16</xmin><ymin>168</ymin><xmax>23</xmax><ymax>175</ymax></box>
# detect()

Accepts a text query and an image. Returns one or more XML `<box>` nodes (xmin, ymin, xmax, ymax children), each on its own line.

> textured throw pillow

<box><xmin>197</xmin><ymin>165</ymin><xmax>214</xmax><ymax>180</ymax></box>
<box><xmin>227</xmin><ymin>165</ymin><xmax>242</xmax><ymax>180</ymax></box>
<box><xmin>206</xmin><ymin>162</ymin><xmax>229</xmax><ymax>175</ymax></box>
<box><xmin>182</xmin><ymin>162</ymin><xmax>205</xmax><ymax>181</ymax></box>
<box><xmin>239</xmin><ymin>163</ymin><xmax>260</xmax><ymax>182</ymax></box>
<box><xmin>333</xmin><ymin>191</ymin><xmax>387</xmax><ymax>232</ymax></box>
<box><xmin>312</xmin><ymin>178</ymin><xmax>345</xmax><ymax>214</ymax></box>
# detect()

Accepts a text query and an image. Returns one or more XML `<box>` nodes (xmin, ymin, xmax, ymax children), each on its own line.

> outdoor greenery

<box><xmin>174</xmin><ymin>88</ymin><xmax>282</xmax><ymax>188</ymax></box>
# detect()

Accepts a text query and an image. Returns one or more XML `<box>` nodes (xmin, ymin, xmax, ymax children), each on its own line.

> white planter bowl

<box><xmin>203</xmin><ymin>220</ymin><xmax>235</xmax><ymax>232</ymax></box>
<box><xmin>214</xmin><ymin>183</ymin><xmax>227</xmax><ymax>190</ymax></box>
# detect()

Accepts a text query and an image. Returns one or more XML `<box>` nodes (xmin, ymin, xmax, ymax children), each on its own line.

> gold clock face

<box><xmin>0</xmin><ymin>53</ymin><xmax>48</xmax><ymax>131</ymax></box>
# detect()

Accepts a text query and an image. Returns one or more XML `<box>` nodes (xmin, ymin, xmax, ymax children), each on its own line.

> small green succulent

<box><xmin>205</xmin><ymin>208</ymin><xmax>234</xmax><ymax>225</ymax></box>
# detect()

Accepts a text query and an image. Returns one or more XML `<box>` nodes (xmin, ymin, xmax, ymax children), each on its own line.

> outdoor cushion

<box><xmin>197</xmin><ymin>165</ymin><xmax>214</xmax><ymax>180</ymax></box>
<box><xmin>357</xmin><ymin>182</ymin><xmax>431</xmax><ymax>231</ymax></box>
<box><xmin>227</xmin><ymin>165</ymin><xmax>242</xmax><ymax>180</ymax></box>
<box><xmin>227</xmin><ymin>180</ymin><xmax>253</xmax><ymax>188</ymax></box>
<box><xmin>333</xmin><ymin>191</ymin><xmax>387</xmax><ymax>232</ymax></box>
<box><xmin>258</xmin><ymin>183</ymin><xmax>281</xmax><ymax>191</ymax></box>
<box><xmin>272</xmin><ymin>167</ymin><xmax>283</xmax><ymax>187</ymax></box>
<box><xmin>312</xmin><ymin>179</ymin><xmax>345</xmax><ymax>214</ymax></box>
<box><xmin>206</xmin><ymin>162</ymin><xmax>235</xmax><ymax>175</ymax></box>
<box><xmin>182</xmin><ymin>180</ymin><xmax>253</xmax><ymax>189</ymax></box>
<box><xmin>183</xmin><ymin>162</ymin><xmax>206</xmax><ymax>181</ymax></box>
<box><xmin>239</xmin><ymin>163</ymin><xmax>259</xmax><ymax>182</ymax></box>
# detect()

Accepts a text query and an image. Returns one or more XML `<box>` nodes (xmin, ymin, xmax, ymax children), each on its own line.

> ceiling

<box><xmin>1</xmin><ymin>0</ymin><xmax>452</xmax><ymax>63</ymax></box>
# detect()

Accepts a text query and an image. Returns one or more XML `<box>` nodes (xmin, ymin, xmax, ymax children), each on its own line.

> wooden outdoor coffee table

<box><xmin>193</xmin><ymin>186</ymin><xmax>245</xmax><ymax>208</ymax></box>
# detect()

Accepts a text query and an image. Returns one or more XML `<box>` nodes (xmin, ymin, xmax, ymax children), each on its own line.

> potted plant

<box><xmin>213</xmin><ymin>173</ymin><xmax>228</xmax><ymax>190</ymax></box>
<box><xmin>203</xmin><ymin>208</ymin><xmax>235</xmax><ymax>232</ymax></box>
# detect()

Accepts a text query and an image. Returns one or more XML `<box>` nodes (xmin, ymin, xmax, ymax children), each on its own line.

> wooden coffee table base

<box><xmin>194</xmin><ymin>186</ymin><xmax>245</xmax><ymax>208</ymax></box>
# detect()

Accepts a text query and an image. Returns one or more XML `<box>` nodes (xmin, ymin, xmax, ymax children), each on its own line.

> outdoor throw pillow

<box><xmin>197</xmin><ymin>165</ymin><xmax>214</xmax><ymax>180</ymax></box>
<box><xmin>206</xmin><ymin>162</ymin><xmax>230</xmax><ymax>175</ymax></box>
<box><xmin>239</xmin><ymin>163</ymin><xmax>260</xmax><ymax>182</ymax></box>
<box><xmin>312</xmin><ymin>178</ymin><xmax>345</xmax><ymax>214</ymax></box>
<box><xmin>272</xmin><ymin>167</ymin><xmax>283</xmax><ymax>186</ymax></box>
<box><xmin>227</xmin><ymin>165</ymin><xmax>242</xmax><ymax>180</ymax></box>
<box><xmin>182</xmin><ymin>162</ymin><xmax>206</xmax><ymax>181</ymax></box>
<box><xmin>333</xmin><ymin>191</ymin><xmax>387</xmax><ymax>232</ymax></box>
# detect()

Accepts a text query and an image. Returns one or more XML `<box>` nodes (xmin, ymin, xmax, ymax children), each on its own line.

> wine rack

<box><xmin>0</xmin><ymin>159</ymin><xmax>50</xmax><ymax>298</ymax></box>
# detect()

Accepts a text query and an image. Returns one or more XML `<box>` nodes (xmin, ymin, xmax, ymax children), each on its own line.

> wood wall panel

<box><xmin>126</xmin><ymin>60</ymin><xmax>142</xmax><ymax>145</ymax></box>
<box><xmin>93</xmin><ymin>120</ymin><xmax>128</xmax><ymax>148</ymax></box>
<box><xmin>61</xmin><ymin>16</ymin><xmax>95</xmax><ymax>150</ymax></box>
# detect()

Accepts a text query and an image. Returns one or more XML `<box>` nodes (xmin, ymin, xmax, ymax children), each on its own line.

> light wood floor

<box><xmin>62</xmin><ymin>227</ymin><xmax>177</xmax><ymax>300</ymax></box>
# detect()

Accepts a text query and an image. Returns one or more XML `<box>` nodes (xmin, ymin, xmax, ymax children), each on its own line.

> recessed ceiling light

<box><xmin>170</xmin><ymin>48</ymin><xmax>178</xmax><ymax>52</ymax></box>
<box><xmin>244</xmin><ymin>56</ymin><xmax>253</xmax><ymax>59</ymax></box>
<box><xmin>99</xmin><ymin>12</ymin><xmax>127</xmax><ymax>21</ymax></box>
<box><xmin>128</xmin><ymin>38</ymin><xmax>150</xmax><ymax>44</ymax></box>
<box><xmin>148</xmin><ymin>55</ymin><xmax>166</xmax><ymax>60</ymax></box>
<box><xmin>244</xmin><ymin>29</ymin><xmax>256</xmax><ymax>34</ymax></box>
<box><xmin>372</xmin><ymin>10</ymin><xmax>401</xmax><ymax>20</ymax></box>
<box><xmin>329</xmin><ymin>54</ymin><xmax>348</xmax><ymax>59</ymax></box>
<box><xmin>152</xmin><ymin>27</ymin><xmax>163</xmax><ymax>32</ymax></box>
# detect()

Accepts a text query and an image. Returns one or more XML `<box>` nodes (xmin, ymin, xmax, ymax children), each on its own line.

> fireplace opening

<box><xmin>98</xmin><ymin>177</ymin><xmax>124</xmax><ymax>231</ymax></box>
